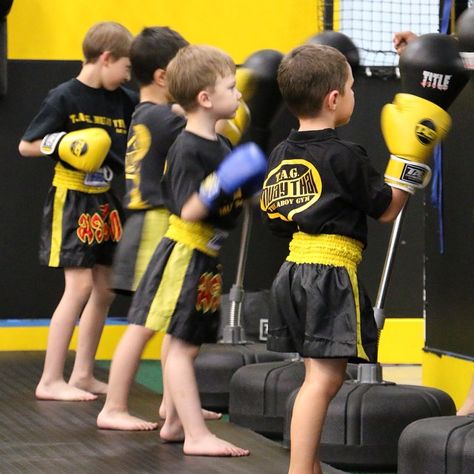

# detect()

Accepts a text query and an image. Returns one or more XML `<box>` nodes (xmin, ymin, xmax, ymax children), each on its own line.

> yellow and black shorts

<box><xmin>127</xmin><ymin>217</ymin><xmax>224</xmax><ymax>346</ymax></box>
<box><xmin>267</xmin><ymin>233</ymin><xmax>378</xmax><ymax>362</ymax></box>
<box><xmin>112</xmin><ymin>208</ymin><xmax>170</xmax><ymax>294</ymax></box>
<box><xmin>39</xmin><ymin>166</ymin><xmax>124</xmax><ymax>268</ymax></box>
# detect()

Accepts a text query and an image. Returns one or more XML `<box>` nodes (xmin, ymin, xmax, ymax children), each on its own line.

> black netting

<box><xmin>319</xmin><ymin>1</ymin><xmax>442</xmax><ymax>67</ymax></box>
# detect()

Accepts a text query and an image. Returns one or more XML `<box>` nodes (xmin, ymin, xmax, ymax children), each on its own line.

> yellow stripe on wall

<box><xmin>378</xmin><ymin>318</ymin><xmax>424</xmax><ymax>364</ymax></box>
<box><xmin>0</xmin><ymin>324</ymin><xmax>164</xmax><ymax>359</ymax></box>
<box><xmin>423</xmin><ymin>351</ymin><xmax>474</xmax><ymax>410</ymax></box>
<box><xmin>8</xmin><ymin>0</ymin><xmax>322</xmax><ymax>63</ymax></box>
<box><xmin>1</xmin><ymin>317</ymin><xmax>424</xmax><ymax>363</ymax></box>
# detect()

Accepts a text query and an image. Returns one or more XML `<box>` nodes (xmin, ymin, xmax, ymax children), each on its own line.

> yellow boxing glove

<box><xmin>40</xmin><ymin>128</ymin><xmax>111</xmax><ymax>173</ymax></box>
<box><xmin>235</xmin><ymin>66</ymin><xmax>257</xmax><ymax>103</ymax></box>
<box><xmin>381</xmin><ymin>93</ymin><xmax>451</xmax><ymax>193</ymax></box>
<box><xmin>218</xmin><ymin>101</ymin><xmax>251</xmax><ymax>146</ymax></box>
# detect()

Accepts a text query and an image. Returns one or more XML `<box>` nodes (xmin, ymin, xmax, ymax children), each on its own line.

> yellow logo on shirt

<box><xmin>260</xmin><ymin>159</ymin><xmax>322</xmax><ymax>221</ymax></box>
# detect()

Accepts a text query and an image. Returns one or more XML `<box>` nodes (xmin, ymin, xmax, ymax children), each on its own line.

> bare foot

<box><xmin>160</xmin><ymin>418</ymin><xmax>185</xmax><ymax>442</ymax></box>
<box><xmin>183</xmin><ymin>433</ymin><xmax>250</xmax><ymax>457</ymax></box>
<box><xmin>201</xmin><ymin>408</ymin><xmax>223</xmax><ymax>420</ymax></box>
<box><xmin>36</xmin><ymin>380</ymin><xmax>97</xmax><ymax>401</ymax></box>
<box><xmin>69</xmin><ymin>376</ymin><xmax>108</xmax><ymax>395</ymax></box>
<box><xmin>457</xmin><ymin>404</ymin><xmax>474</xmax><ymax>416</ymax></box>
<box><xmin>159</xmin><ymin>403</ymin><xmax>222</xmax><ymax>421</ymax></box>
<box><xmin>97</xmin><ymin>409</ymin><xmax>158</xmax><ymax>431</ymax></box>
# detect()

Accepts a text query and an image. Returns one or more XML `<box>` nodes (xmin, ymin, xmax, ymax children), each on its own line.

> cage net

<box><xmin>318</xmin><ymin>1</ymin><xmax>443</xmax><ymax>68</ymax></box>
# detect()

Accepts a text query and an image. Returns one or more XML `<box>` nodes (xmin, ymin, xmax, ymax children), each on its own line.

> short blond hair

<box><xmin>82</xmin><ymin>21</ymin><xmax>133</xmax><ymax>63</ymax></box>
<box><xmin>166</xmin><ymin>45</ymin><xmax>235</xmax><ymax>111</ymax></box>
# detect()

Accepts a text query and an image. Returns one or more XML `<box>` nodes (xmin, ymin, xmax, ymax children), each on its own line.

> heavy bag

<box><xmin>307</xmin><ymin>30</ymin><xmax>359</xmax><ymax>71</ymax></box>
<box><xmin>241</xmin><ymin>49</ymin><xmax>283</xmax><ymax>150</ymax></box>
<box><xmin>399</xmin><ymin>33</ymin><xmax>469</xmax><ymax>110</ymax></box>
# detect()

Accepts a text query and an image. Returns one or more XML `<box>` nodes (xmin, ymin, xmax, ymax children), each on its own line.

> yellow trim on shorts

<box><xmin>164</xmin><ymin>215</ymin><xmax>218</xmax><ymax>257</ymax></box>
<box><xmin>52</xmin><ymin>163</ymin><xmax>110</xmax><ymax>193</ymax></box>
<box><xmin>287</xmin><ymin>232</ymin><xmax>368</xmax><ymax>361</ymax></box>
<box><xmin>49</xmin><ymin>186</ymin><xmax>67</xmax><ymax>267</ymax></box>
<box><xmin>145</xmin><ymin>242</ymin><xmax>193</xmax><ymax>332</ymax></box>
<box><xmin>132</xmin><ymin>208</ymin><xmax>170</xmax><ymax>291</ymax></box>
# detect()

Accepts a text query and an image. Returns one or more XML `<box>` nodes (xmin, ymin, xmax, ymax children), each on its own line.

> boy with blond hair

<box><xmin>100</xmin><ymin>44</ymin><xmax>265</xmax><ymax>456</ymax></box>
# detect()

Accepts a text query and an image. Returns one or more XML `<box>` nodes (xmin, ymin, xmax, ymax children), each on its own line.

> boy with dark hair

<box><xmin>18</xmin><ymin>21</ymin><xmax>137</xmax><ymax>401</ymax></box>
<box><xmin>260</xmin><ymin>43</ymin><xmax>409</xmax><ymax>473</ymax></box>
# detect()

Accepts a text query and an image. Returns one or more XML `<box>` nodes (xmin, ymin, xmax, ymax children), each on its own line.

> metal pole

<box><xmin>222</xmin><ymin>201</ymin><xmax>253</xmax><ymax>343</ymax></box>
<box><xmin>373</xmin><ymin>201</ymin><xmax>409</xmax><ymax>330</ymax></box>
<box><xmin>359</xmin><ymin>199</ymin><xmax>409</xmax><ymax>384</ymax></box>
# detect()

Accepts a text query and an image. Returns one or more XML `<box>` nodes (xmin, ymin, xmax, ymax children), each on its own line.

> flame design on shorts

<box><xmin>195</xmin><ymin>271</ymin><xmax>222</xmax><ymax>313</ymax></box>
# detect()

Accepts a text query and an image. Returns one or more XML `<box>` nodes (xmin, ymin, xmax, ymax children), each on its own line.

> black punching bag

<box><xmin>399</xmin><ymin>33</ymin><xmax>469</xmax><ymax>110</ymax></box>
<box><xmin>307</xmin><ymin>30</ymin><xmax>359</xmax><ymax>71</ymax></box>
<box><xmin>241</xmin><ymin>49</ymin><xmax>283</xmax><ymax>151</ymax></box>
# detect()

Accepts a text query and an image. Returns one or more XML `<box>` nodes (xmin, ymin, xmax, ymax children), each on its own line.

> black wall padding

<box><xmin>0</xmin><ymin>20</ymin><xmax>6</xmax><ymax>96</ymax></box>
<box><xmin>424</xmin><ymin>83</ymin><xmax>474</xmax><ymax>359</ymax></box>
<box><xmin>6</xmin><ymin>62</ymin><xmax>471</xmax><ymax>325</ymax></box>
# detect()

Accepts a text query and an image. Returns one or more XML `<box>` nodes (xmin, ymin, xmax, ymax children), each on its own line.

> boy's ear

<box><xmin>99</xmin><ymin>50</ymin><xmax>114</xmax><ymax>65</ymax></box>
<box><xmin>327</xmin><ymin>90</ymin><xmax>339</xmax><ymax>111</ymax></box>
<box><xmin>197</xmin><ymin>89</ymin><xmax>213</xmax><ymax>109</ymax></box>
<box><xmin>153</xmin><ymin>68</ymin><xmax>167</xmax><ymax>87</ymax></box>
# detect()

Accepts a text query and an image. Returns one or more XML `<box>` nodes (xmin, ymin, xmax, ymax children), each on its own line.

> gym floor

<box><xmin>0</xmin><ymin>352</ymin><xmax>421</xmax><ymax>473</ymax></box>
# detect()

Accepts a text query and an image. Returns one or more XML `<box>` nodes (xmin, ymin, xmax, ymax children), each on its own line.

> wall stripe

<box><xmin>0</xmin><ymin>317</ymin><xmax>424</xmax><ymax>364</ymax></box>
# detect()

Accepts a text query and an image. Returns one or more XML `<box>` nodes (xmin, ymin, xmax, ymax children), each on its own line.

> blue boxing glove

<box><xmin>199</xmin><ymin>142</ymin><xmax>267</xmax><ymax>210</ymax></box>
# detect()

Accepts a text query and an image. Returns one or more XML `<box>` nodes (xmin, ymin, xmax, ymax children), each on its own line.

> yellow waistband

<box><xmin>164</xmin><ymin>215</ymin><xmax>219</xmax><ymax>257</ymax></box>
<box><xmin>52</xmin><ymin>163</ymin><xmax>110</xmax><ymax>194</ymax></box>
<box><xmin>287</xmin><ymin>232</ymin><xmax>363</xmax><ymax>269</ymax></box>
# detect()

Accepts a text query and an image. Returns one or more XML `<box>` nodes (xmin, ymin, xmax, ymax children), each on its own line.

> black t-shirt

<box><xmin>260</xmin><ymin>128</ymin><xmax>392</xmax><ymax>246</ymax></box>
<box><xmin>124</xmin><ymin>102</ymin><xmax>186</xmax><ymax>210</ymax></box>
<box><xmin>162</xmin><ymin>130</ymin><xmax>243</xmax><ymax>230</ymax></box>
<box><xmin>22</xmin><ymin>78</ymin><xmax>138</xmax><ymax>173</ymax></box>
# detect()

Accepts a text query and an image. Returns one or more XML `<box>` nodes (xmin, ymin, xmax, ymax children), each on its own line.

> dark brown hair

<box><xmin>277</xmin><ymin>44</ymin><xmax>348</xmax><ymax>118</ymax></box>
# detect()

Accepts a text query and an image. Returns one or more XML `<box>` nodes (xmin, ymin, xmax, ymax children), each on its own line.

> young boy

<box><xmin>260</xmin><ymin>44</ymin><xmax>409</xmax><ymax>473</ymax></box>
<box><xmin>98</xmin><ymin>27</ymin><xmax>219</xmax><ymax>431</ymax></box>
<box><xmin>100</xmin><ymin>44</ymin><xmax>265</xmax><ymax>456</ymax></box>
<box><xmin>18</xmin><ymin>21</ymin><xmax>138</xmax><ymax>401</ymax></box>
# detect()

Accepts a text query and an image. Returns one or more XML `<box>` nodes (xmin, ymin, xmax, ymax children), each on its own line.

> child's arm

<box><xmin>182</xmin><ymin>142</ymin><xmax>266</xmax><ymax>223</ymax></box>
<box><xmin>181</xmin><ymin>193</ymin><xmax>209</xmax><ymax>221</ymax></box>
<box><xmin>18</xmin><ymin>139</ymin><xmax>42</xmax><ymax>157</ymax></box>
<box><xmin>378</xmin><ymin>187</ymin><xmax>409</xmax><ymax>223</ymax></box>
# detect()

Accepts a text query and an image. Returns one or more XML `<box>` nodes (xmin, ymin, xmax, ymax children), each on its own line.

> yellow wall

<box><xmin>423</xmin><ymin>351</ymin><xmax>474</xmax><ymax>410</ymax></box>
<box><xmin>0</xmin><ymin>317</ymin><xmax>424</xmax><ymax>363</ymax></box>
<box><xmin>7</xmin><ymin>0</ymin><xmax>323</xmax><ymax>63</ymax></box>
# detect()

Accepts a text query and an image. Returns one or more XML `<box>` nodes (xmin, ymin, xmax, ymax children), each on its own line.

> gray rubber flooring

<box><xmin>0</xmin><ymin>351</ymin><xmax>346</xmax><ymax>473</ymax></box>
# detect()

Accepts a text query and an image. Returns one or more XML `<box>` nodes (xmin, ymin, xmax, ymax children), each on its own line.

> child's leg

<box><xmin>457</xmin><ymin>373</ymin><xmax>474</xmax><ymax>415</ymax></box>
<box><xmin>69</xmin><ymin>264</ymin><xmax>114</xmax><ymax>394</ymax></box>
<box><xmin>36</xmin><ymin>267</ymin><xmax>96</xmax><ymax>401</ymax></box>
<box><xmin>97</xmin><ymin>324</ymin><xmax>157</xmax><ymax>430</ymax></box>
<box><xmin>160</xmin><ymin>336</ymin><xmax>249</xmax><ymax>457</ymax></box>
<box><xmin>289</xmin><ymin>358</ymin><xmax>347</xmax><ymax>474</ymax></box>
<box><xmin>158</xmin><ymin>334</ymin><xmax>222</xmax><ymax>421</ymax></box>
